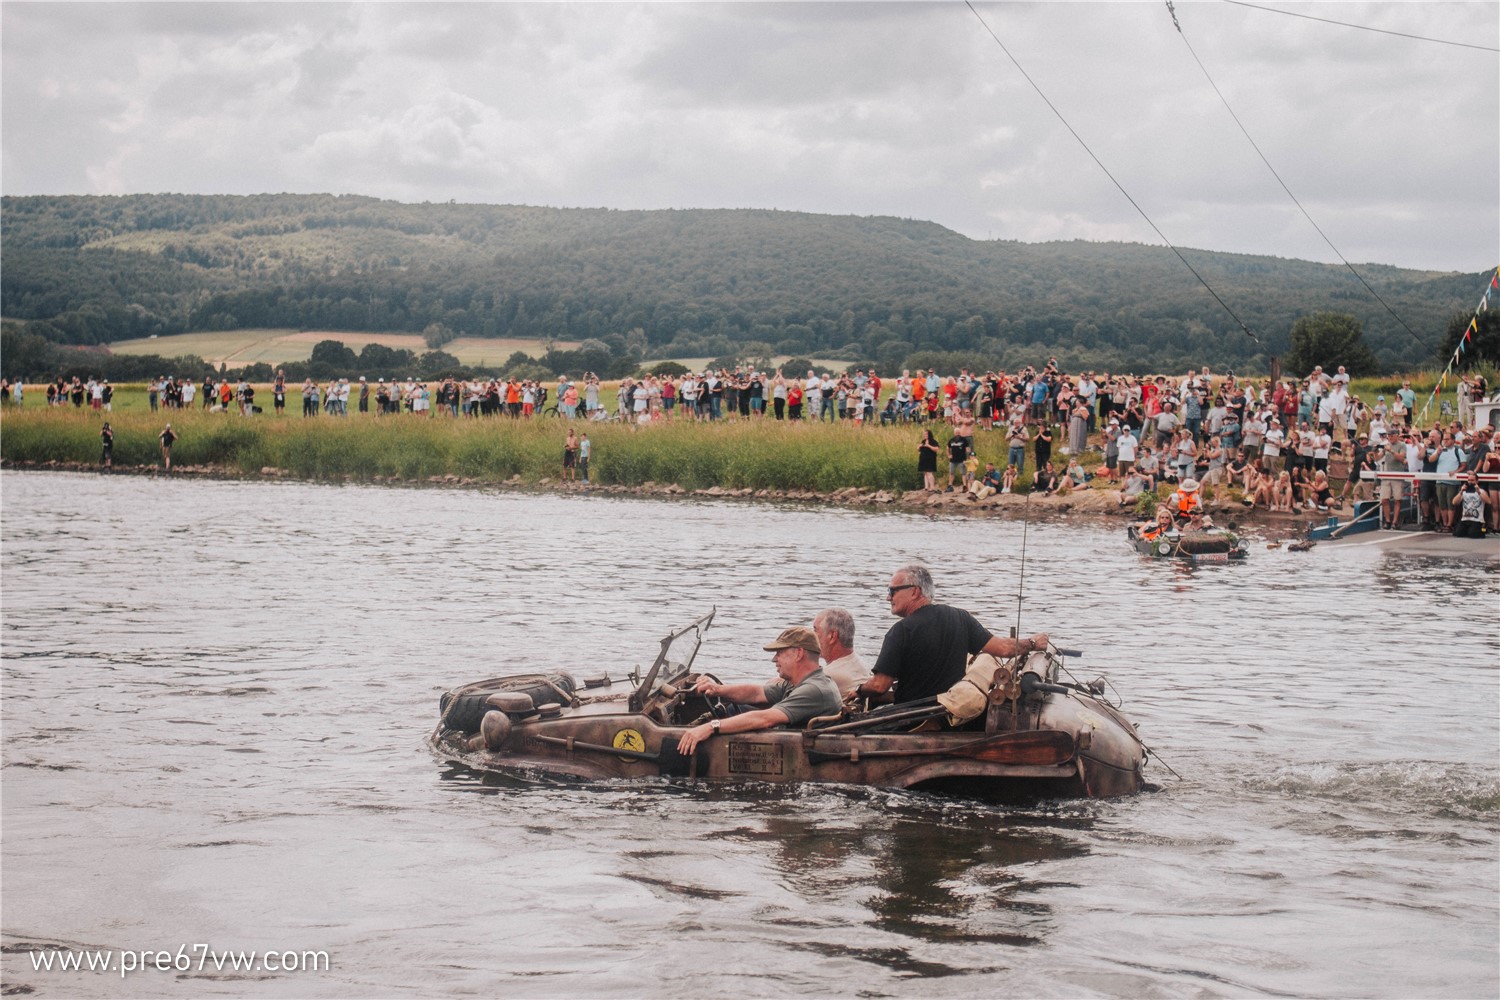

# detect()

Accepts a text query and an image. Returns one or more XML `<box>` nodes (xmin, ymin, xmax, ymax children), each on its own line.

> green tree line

<box><xmin>1</xmin><ymin>193</ymin><xmax>1488</xmax><ymax>374</ymax></box>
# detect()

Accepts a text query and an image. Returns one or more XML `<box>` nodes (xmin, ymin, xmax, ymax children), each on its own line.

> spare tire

<box><xmin>439</xmin><ymin>672</ymin><xmax>578</xmax><ymax>732</ymax></box>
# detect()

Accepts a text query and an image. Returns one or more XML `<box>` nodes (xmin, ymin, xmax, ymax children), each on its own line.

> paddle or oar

<box><xmin>808</xmin><ymin>703</ymin><xmax>948</xmax><ymax>735</ymax></box>
<box><xmin>806</xmin><ymin>729</ymin><xmax>1073</xmax><ymax>767</ymax></box>
<box><xmin>531</xmin><ymin>734</ymin><xmax>660</xmax><ymax>761</ymax></box>
<box><xmin>1330</xmin><ymin>502</ymin><xmax>1382</xmax><ymax>538</ymax></box>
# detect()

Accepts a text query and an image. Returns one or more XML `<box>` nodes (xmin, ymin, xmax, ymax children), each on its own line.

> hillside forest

<box><xmin>2</xmin><ymin>193</ymin><xmax>1493</xmax><ymax>381</ymax></box>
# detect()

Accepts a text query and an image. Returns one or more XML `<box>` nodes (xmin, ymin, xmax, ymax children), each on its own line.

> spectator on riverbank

<box><xmin>1453</xmin><ymin>473</ymin><xmax>1490</xmax><ymax>538</ymax></box>
<box><xmin>918</xmin><ymin>429</ymin><xmax>940</xmax><ymax>492</ymax></box>
<box><xmin>159</xmin><ymin>423</ymin><xmax>176</xmax><ymax>471</ymax></box>
<box><xmin>563</xmin><ymin>428</ymin><xmax>579</xmax><ymax>482</ymax></box>
<box><xmin>970</xmin><ymin>462</ymin><xmax>1003</xmax><ymax>500</ymax></box>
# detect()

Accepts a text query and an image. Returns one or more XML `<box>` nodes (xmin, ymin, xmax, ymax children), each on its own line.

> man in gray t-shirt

<box><xmin>677</xmin><ymin>626</ymin><xmax>841</xmax><ymax>755</ymax></box>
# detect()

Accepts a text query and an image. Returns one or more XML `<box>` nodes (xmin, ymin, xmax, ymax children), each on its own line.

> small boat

<box><xmin>434</xmin><ymin>609</ymin><xmax>1148</xmax><ymax>799</ymax></box>
<box><xmin>1128</xmin><ymin>524</ymin><xmax>1247</xmax><ymax>562</ymax></box>
<box><xmin>1306</xmin><ymin>500</ymin><xmax>1383</xmax><ymax>541</ymax></box>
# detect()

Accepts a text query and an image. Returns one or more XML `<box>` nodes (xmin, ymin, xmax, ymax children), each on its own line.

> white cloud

<box><xmin>2</xmin><ymin>1</ymin><xmax>1495</xmax><ymax>272</ymax></box>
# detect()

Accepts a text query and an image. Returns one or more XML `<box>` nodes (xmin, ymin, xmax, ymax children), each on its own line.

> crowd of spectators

<box><xmin>6</xmin><ymin>361</ymin><xmax>1496</xmax><ymax>530</ymax></box>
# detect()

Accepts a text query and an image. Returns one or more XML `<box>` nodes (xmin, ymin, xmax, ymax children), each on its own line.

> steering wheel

<box><xmin>696</xmin><ymin>672</ymin><xmax>732</xmax><ymax>718</ymax></box>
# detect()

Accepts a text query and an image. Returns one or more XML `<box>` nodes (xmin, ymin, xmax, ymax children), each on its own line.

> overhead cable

<box><xmin>963</xmin><ymin>1</ymin><xmax>1261</xmax><ymax>344</ymax></box>
<box><xmin>1168</xmin><ymin>1</ymin><xmax>1431</xmax><ymax>350</ymax></box>
<box><xmin>1223</xmin><ymin>0</ymin><xmax>1499</xmax><ymax>53</ymax></box>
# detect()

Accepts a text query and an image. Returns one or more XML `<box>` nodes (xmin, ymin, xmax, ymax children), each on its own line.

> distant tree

<box><xmin>418</xmin><ymin>350</ymin><xmax>462</xmax><ymax>379</ymax></box>
<box><xmin>0</xmin><ymin>324</ymin><xmax>59</xmax><ymax>378</ymax></box>
<box><xmin>423</xmin><ymin>322</ymin><xmax>456</xmax><ymax>349</ymax></box>
<box><xmin>1437</xmin><ymin>309</ymin><xmax>1500</xmax><ymax>370</ymax></box>
<box><xmin>646</xmin><ymin>360</ymin><xmax>690</xmax><ymax>378</ymax></box>
<box><xmin>236</xmin><ymin>362</ymin><xmax>275</xmax><ymax>381</ymax></box>
<box><xmin>738</xmin><ymin>340</ymin><xmax>775</xmax><ymax>371</ymax></box>
<box><xmin>623</xmin><ymin>328</ymin><xmax>648</xmax><ymax>360</ymax></box>
<box><xmin>506</xmin><ymin>361</ymin><xmax>553</xmax><ymax>381</ymax></box>
<box><xmin>875</xmin><ymin>340</ymin><xmax>913</xmax><ymax>372</ymax></box>
<box><xmin>779</xmin><ymin>356</ymin><xmax>815</xmax><ymax>376</ymax></box>
<box><xmin>309</xmin><ymin>339</ymin><xmax>358</xmax><ymax>375</ymax></box>
<box><xmin>1283</xmin><ymin>312</ymin><xmax>1380</xmax><ymax>377</ymax></box>
<box><xmin>358</xmin><ymin>342</ymin><xmax>413</xmax><ymax>375</ymax></box>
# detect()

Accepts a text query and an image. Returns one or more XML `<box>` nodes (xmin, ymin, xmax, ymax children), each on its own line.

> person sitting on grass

<box><xmin>969</xmin><ymin>462</ymin><xmax>1003</xmax><ymax>500</ymax></box>
<box><xmin>1307</xmin><ymin>468</ymin><xmax>1336</xmax><ymax>512</ymax></box>
<box><xmin>1033</xmin><ymin>461</ymin><xmax>1060</xmax><ymax>496</ymax></box>
<box><xmin>1117</xmin><ymin>469</ymin><xmax>1150</xmax><ymax>507</ymax></box>
<box><xmin>1272</xmin><ymin>470</ymin><xmax>1295</xmax><ymax>512</ymax></box>
<box><xmin>1001</xmin><ymin>463</ymin><xmax>1019</xmax><ymax>494</ymax></box>
<box><xmin>1060</xmin><ymin>456</ymin><xmax>1091</xmax><ymax>490</ymax></box>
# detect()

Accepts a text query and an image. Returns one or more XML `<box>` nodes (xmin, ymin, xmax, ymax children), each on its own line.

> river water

<box><xmin>2</xmin><ymin>471</ymin><xmax>1496</xmax><ymax>998</ymax></box>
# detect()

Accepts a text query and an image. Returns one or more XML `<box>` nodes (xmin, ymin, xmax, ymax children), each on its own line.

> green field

<box><xmin>105</xmin><ymin>331</ymin><xmax>857</xmax><ymax>375</ymax></box>
<box><xmin>107</xmin><ymin>330</ymin><xmax>571</xmax><ymax>367</ymax></box>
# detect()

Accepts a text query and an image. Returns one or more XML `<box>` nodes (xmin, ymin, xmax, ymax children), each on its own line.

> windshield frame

<box><xmin>628</xmin><ymin>607</ymin><xmax>716</xmax><ymax>712</ymax></box>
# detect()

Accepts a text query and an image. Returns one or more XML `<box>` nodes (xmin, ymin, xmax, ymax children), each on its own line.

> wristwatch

<box><xmin>710</xmin><ymin>719</ymin><xmax>721</xmax><ymax>735</ymax></box>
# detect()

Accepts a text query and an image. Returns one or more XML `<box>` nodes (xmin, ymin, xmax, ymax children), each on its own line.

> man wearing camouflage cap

<box><xmin>676</xmin><ymin>626</ymin><xmax>842</xmax><ymax>755</ymax></box>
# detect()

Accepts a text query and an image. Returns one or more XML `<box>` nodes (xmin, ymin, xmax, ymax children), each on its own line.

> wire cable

<box><xmin>1166</xmin><ymin>0</ymin><xmax>1431</xmax><ymax>350</ymax></box>
<box><xmin>1223</xmin><ymin>0</ymin><xmax>1499</xmax><ymax>53</ymax></box>
<box><xmin>964</xmin><ymin>1</ymin><xmax>1261</xmax><ymax>344</ymax></box>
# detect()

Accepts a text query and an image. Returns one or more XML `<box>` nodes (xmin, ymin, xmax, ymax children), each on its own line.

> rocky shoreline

<box><xmin>5</xmin><ymin>458</ymin><xmax>1330</xmax><ymax>539</ymax></box>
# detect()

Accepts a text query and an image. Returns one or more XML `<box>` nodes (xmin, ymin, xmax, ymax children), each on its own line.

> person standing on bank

<box><xmin>856</xmin><ymin>564</ymin><xmax>1049</xmax><ymax>705</ymax></box>
<box><xmin>158</xmin><ymin>423</ymin><xmax>176</xmax><ymax>472</ymax></box>
<box><xmin>563</xmin><ymin>428</ymin><xmax>579</xmax><ymax>483</ymax></box>
<box><xmin>100</xmin><ymin>422</ymin><xmax>114</xmax><ymax>470</ymax></box>
<box><xmin>578</xmin><ymin>433</ymin><xmax>591</xmax><ymax>483</ymax></box>
<box><xmin>678</xmin><ymin>627</ymin><xmax>843</xmax><ymax>755</ymax></box>
<box><xmin>917</xmin><ymin>429</ymin><xmax>940</xmax><ymax>491</ymax></box>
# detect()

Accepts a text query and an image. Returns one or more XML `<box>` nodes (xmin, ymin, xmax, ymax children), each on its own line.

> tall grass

<box><xmin>10</xmin><ymin>362</ymin><xmax>1486</xmax><ymax>490</ymax></box>
<box><xmin>1</xmin><ymin>407</ymin><xmax>982</xmax><ymax>491</ymax></box>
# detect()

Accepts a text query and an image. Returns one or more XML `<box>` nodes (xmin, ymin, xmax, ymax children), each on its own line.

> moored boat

<box><xmin>434</xmin><ymin>609</ymin><xmax>1148</xmax><ymax>799</ymax></box>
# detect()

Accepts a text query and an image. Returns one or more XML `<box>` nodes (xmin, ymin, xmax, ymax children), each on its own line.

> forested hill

<box><xmin>0</xmin><ymin>192</ymin><xmax>1479</xmax><ymax>372</ymax></box>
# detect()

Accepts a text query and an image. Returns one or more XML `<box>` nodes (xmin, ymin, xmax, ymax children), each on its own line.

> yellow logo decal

<box><xmin>613</xmin><ymin>729</ymin><xmax>645</xmax><ymax>755</ymax></box>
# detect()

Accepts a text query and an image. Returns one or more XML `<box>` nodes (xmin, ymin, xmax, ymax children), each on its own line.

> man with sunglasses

<box><xmin>855</xmin><ymin>564</ymin><xmax>1049</xmax><ymax>705</ymax></box>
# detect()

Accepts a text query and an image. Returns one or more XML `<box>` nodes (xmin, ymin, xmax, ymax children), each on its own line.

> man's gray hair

<box><xmin>896</xmin><ymin>563</ymin><xmax>934</xmax><ymax>600</ymax></box>
<box><xmin>815</xmin><ymin>607</ymin><xmax>855</xmax><ymax>647</ymax></box>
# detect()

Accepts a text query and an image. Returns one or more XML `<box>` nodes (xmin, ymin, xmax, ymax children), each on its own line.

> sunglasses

<box><xmin>888</xmin><ymin>584</ymin><xmax>918</xmax><ymax>599</ymax></box>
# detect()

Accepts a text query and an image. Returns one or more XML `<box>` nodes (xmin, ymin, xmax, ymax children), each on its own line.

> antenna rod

<box><xmin>1015</xmin><ymin>487</ymin><xmax>1031</xmax><ymax>639</ymax></box>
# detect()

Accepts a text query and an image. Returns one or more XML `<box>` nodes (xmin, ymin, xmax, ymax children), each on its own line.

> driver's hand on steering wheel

<box><xmin>692</xmin><ymin>676</ymin><xmax>719</xmax><ymax>697</ymax></box>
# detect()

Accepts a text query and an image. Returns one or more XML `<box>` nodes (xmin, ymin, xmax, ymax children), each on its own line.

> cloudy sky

<box><xmin>3</xmin><ymin>2</ymin><xmax>1496</xmax><ymax>272</ymax></box>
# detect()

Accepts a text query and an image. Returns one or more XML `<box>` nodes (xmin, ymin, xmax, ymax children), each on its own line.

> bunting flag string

<box><xmin>1418</xmin><ymin>265</ymin><xmax>1499</xmax><ymax>424</ymax></box>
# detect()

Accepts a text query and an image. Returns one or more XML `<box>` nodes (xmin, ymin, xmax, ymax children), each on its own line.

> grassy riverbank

<box><xmin>0</xmin><ymin>406</ymin><xmax>969</xmax><ymax>492</ymax></box>
<box><xmin>6</xmin><ymin>366</ymin><xmax>1482</xmax><ymax>494</ymax></box>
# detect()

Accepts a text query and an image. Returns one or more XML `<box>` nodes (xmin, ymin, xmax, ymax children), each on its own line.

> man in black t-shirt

<box><xmin>857</xmin><ymin>564</ymin><xmax>1049</xmax><ymax>705</ymax></box>
<box><xmin>945</xmin><ymin>435</ymin><xmax>968</xmax><ymax>492</ymax></box>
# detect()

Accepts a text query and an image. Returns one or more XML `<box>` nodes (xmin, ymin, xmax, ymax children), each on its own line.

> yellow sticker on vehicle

<box><xmin>613</xmin><ymin>729</ymin><xmax>645</xmax><ymax>755</ymax></box>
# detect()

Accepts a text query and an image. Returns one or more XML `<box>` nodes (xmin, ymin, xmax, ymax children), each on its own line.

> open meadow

<box><xmin>104</xmin><ymin>330</ymin><xmax>852</xmax><ymax>375</ymax></box>
<box><xmin>106</xmin><ymin>330</ymin><xmax>572</xmax><ymax>368</ymax></box>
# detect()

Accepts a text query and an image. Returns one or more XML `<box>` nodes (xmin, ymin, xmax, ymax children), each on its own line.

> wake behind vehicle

<box><xmin>434</xmin><ymin>610</ymin><xmax>1147</xmax><ymax>799</ymax></box>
